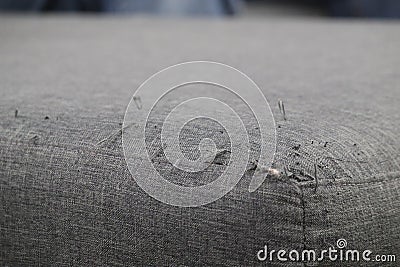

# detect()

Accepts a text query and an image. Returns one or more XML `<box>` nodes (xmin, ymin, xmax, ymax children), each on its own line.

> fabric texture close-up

<box><xmin>0</xmin><ymin>16</ymin><xmax>399</xmax><ymax>266</ymax></box>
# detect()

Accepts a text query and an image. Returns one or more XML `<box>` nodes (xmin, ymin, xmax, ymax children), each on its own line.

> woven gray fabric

<box><xmin>0</xmin><ymin>16</ymin><xmax>399</xmax><ymax>266</ymax></box>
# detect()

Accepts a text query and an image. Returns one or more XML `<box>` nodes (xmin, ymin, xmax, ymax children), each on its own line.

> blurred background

<box><xmin>0</xmin><ymin>0</ymin><xmax>399</xmax><ymax>18</ymax></box>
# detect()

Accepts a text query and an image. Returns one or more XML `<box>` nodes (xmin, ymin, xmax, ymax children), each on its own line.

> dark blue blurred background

<box><xmin>0</xmin><ymin>0</ymin><xmax>399</xmax><ymax>18</ymax></box>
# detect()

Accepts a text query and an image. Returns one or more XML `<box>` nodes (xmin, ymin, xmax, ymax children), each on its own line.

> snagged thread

<box><xmin>133</xmin><ymin>96</ymin><xmax>142</xmax><ymax>110</ymax></box>
<box><xmin>278</xmin><ymin>100</ymin><xmax>286</xmax><ymax>121</ymax></box>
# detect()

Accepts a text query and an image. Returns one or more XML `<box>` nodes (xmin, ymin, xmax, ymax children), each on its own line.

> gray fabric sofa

<box><xmin>0</xmin><ymin>16</ymin><xmax>399</xmax><ymax>266</ymax></box>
